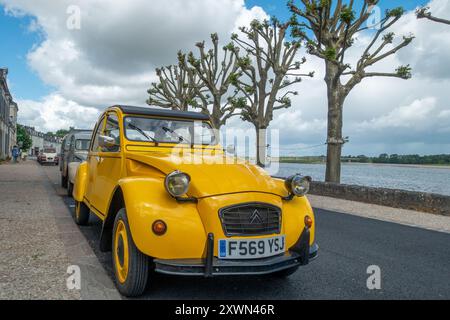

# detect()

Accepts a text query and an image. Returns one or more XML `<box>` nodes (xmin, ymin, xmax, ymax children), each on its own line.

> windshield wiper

<box><xmin>128</xmin><ymin>123</ymin><xmax>158</xmax><ymax>145</ymax></box>
<box><xmin>162</xmin><ymin>126</ymin><xmax>191</xmax><ymax>145</ymax></box>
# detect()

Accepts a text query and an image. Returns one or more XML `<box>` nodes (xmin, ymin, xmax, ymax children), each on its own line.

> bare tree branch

<box><xmin>231</xmin><ymin>18</ymin><xmax>313</xmax><ymax>166</ymax></box>
<box><xmin>417</xmin><ymin>6</ymin><xmax>450</xmax><ymax>25</ymax></box>
<box><xmin>186</xmin><ymin>33</ymin><xmax>243</xmax><ymax>128</ymax></box>
<box><xmin>147</xmin><ymin>53</ymin><xmax>204</xmax><ymax>111</ymax></box>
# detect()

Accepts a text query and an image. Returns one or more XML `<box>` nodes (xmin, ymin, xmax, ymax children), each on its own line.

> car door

<box><xmin>87</xmin><ymin>112</ymin><xmax>122</xmax><ymax>216</ymax></box>
<box><xmin>86</xmin><ymin>116</ymin><xmax>105</xmax><ymax>215</ymax></box>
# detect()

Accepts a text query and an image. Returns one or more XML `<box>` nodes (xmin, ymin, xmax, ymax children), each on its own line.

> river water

<box><xmin>275</xmin><ymin>162</ymin><xmax>450</xmax><ymax>196</ymax></box>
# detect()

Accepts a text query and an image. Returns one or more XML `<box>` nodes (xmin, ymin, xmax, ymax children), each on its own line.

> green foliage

<box><xmin>237</xmin><ymin>56</ymin><xmax>251</xmax><ymax>69</ymax></box>
<box><xmin>386</xmin><ymin>7</ymin><xmax>405</xmax><ymax>18</ymax></box>
<box><xmin>372</xmin><ymin>154</ymin><xmax>450</xmax><ymax>165</ymax></box>
<box><xmin>229</xmin><ymin>73</ymin><xmax>240</xmax><ymax>86</ymax></box>
<box><xmin>340</xmin><ymin>7</ymin><xmax>356</xmax><ymax>24</ymax></box>
<box><xmin>16</xmin><ymin>125</ymin><xmax>32</xmax><ymax>151</ymax></box>
<box><xmin>396</xmin><ymin>64</ymin><xmax>412</xmax><ymax>79</ymax></box>
<box><xmin>55</xmin><ymin>129</ymin><xmax>69</xmax><ymax>138</ymax></box>
<box><xmin>382</xmin><ymin>32</ymin><xmax>395</xmax><ymax>43</ymax></box>
<box><xmin>324</xmin><ymin>47</ymin><xmax>337</xmax><ymax>61</ymax></box>
<box><xmin>187</xmin><ymin>53</ymin><xmax>201</xmax><ymax>68</ymax></box>
<box><xmin>229</xmin><ymin>96</ymin><xmax>247</xmax><ymax>109</ymax></box>
<box><xmin>244</xmin><ymin>85</ymin><xmax>255</xmax><ymax>94</ymax></box>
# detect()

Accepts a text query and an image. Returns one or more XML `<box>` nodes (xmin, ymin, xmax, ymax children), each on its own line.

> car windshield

<box><xmin>44</xmin><ymin>148</ymin><xmax>56</xmax><ymax>153</ymax></box>
<box><xmin>124</xmin><ymin>116</ymin><xmax>217</xmax><ymax>145</ymax></box>
<box><xmin>75</xmin><ymin>139</ymin><xmax>90</xmax><ymax>150</ymax></box>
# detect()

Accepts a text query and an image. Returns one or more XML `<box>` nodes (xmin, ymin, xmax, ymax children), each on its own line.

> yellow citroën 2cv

<box><xmin>73</xmin><ymin>105</ymin><xmax>318</xmax><ymax>296</ymax></box>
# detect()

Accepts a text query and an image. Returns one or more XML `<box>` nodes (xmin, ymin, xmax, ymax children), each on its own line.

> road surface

<box><xmin>43</xmin><ymin>164</ymin><xmax>450</xmax><ymax>299</ymax></box>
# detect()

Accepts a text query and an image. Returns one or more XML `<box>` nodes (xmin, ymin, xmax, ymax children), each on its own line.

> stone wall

<box><xmin>309</xmin><ymin>181</ymin><xmax>450</xmax><ymax>216</ymax></box>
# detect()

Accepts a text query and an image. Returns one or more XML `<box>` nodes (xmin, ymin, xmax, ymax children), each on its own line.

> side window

<box><xmin>103</xmin><ymin>113</ymin><xmax>120</xmax><ymax>152</ymax></box>
<box><xmin>91</xmin><ymin>117</ymin><xmax>105</xmax><ymax>152</ymax></box>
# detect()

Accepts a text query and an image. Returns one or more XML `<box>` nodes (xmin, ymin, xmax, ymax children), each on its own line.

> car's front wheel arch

<box><xmin>100</xmin><ymin>186</ymin><xmax>125</xmax><ymax>252</ymax></box>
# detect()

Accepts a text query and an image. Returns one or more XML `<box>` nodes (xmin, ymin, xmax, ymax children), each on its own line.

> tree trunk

<box><xmin>256</xmin><ymin>127</ymin><xmax>267</xmax><ymax>167</ymax></box>
<box><xmin>324</xmin><ymin>62</ymin><xmax>345</xmax><ymax>183</ymax></box>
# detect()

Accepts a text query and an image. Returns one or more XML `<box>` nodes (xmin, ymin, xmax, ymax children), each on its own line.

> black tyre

<box><xmin>271</xmin><ymin>265</ymin><xmax>300</xmax><ymax>278</ymax></box>
<box><xmin>67</xmin><ymin>182</ymin><xmax>74</xmax><ymax>197</ymax></box>
<box><xmin>74</xmin><ymin>201</ymin><xmax>90</xmax><ymax>225</ymax></box>
<box><xmin>112</xmin><ymin>208</ymin><xmax>149</xmax><ymax>297</ymax></box>
<box><xmin>61</xmin><ymin>173</ymin><xmax>68</xmax><ymax>188</ymax></box>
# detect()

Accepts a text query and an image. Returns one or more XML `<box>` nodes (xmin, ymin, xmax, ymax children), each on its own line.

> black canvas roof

<box><xmin>116</xmin><ymin>105</ymin><xmax>210</xmax><ymax>121</ymax></box>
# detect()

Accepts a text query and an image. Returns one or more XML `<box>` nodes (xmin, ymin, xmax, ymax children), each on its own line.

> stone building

<box><xmin>23</xmin><ymin>125</ymin><xmax>62</xmax><ymax>155</ymax></box>
<box><xmin>0</xmin><ymin>68</ymin><xmax>18</xmax><ymax>160</ymax></box>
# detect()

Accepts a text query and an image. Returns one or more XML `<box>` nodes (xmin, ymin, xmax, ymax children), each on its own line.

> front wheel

<box><xmin>74</xmin><ymin>201</ymin><xmax>90</xmax><ymax>225</ymax></box>
<box><xmin>112</xmin><ymin>208</ymin><xmax>149</xmax><ymax>297</ymax></box>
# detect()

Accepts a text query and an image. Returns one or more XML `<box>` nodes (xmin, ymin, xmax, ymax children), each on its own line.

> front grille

<box><xmin>219</xmin><ymin>203</ymin><xmax>281</xmax><ymax>237</ymax></box>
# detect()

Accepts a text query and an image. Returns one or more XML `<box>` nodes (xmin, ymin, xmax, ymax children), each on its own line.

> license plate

<box><xmin>218</xmin><ymin>235</ymin><xmax>285</xmax><ymax>259</ymax></box>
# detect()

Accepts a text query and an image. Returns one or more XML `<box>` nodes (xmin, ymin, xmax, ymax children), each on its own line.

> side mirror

<box><xmin>98</xmin><ymin>135</ymin><xmax>117</xmax><ymax>148</ymax></box>
<box><xmin>226</xmin><ymin>144</ymin><xmax>236</xmax><ymax>155</ymax></box>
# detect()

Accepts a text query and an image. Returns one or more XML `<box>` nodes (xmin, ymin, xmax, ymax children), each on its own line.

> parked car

<box><xmin>60</xmin><ymin>130</ymin><xmax>93</xmax><ymax>196</ymax></box>
<box><xmin>73</xmin><ymin>105</ymin><xmax>318</xmax><ymax>297</ymax></box>
<box><xmin>37</xmin><ymin>147</ymin><xmax>58</xmax><ymax>165</ymax></box>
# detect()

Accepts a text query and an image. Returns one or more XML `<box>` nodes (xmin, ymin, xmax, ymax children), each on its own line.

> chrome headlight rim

<box><xmin>285</xmin><ymin>174</ymin><xmax>311</xmax><ymax>197</ymax></box>
<box><xmin>164</xmin><ymin>170</ymin><xmax>191</xmax><ymax>197</ymax></box>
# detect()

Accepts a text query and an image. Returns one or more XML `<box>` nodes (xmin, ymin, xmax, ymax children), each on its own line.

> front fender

<box><xmin>118</xmin><ymin>177</ymin><xmax>207</xmax><ymax>259</ymax></box>
<box><xmin>272</xmin><ymin>178</ymin><xmax>315</xmax><ymax>246</ymax></box>
<box><xmin>68</xmin><ymin>162</ymin><xmax>81</xmax><ymax>184</ymax></box>
<box><xmin>73</xmin><ymin>161</ymin><xmax>88</xmax><ymax>202</ymax></box>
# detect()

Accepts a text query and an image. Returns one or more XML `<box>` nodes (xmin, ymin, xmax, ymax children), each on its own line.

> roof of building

<box><xmin>114</xmin><ymin>105</ymin><xmax>210</xmax><ymax>121</ymax></box>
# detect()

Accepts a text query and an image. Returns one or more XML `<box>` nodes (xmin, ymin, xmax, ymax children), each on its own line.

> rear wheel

<box><xmin>67</xmin><ymin>182</ymin><xmax>74</xmax><ymax>197</ymax></box>
<box><xmin>74</xmin><ymin>201</ymin><xmax>90</xmax><ymax>225</ymax></box>
<box><xmin>112</xmin><ymin>208</ymin><xmax>149</xmax><ymax>297</ymax></box>
<box><xmin>61</xmin><ymin>173</ymin><xmax>68</xmax><ymax>188</ymax></box>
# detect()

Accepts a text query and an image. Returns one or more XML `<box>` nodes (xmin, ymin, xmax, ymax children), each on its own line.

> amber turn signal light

<box><xmin>152</xmin><ymin>220</ymin><xmax>167</xmax><ymax>235</ymax></box>
<box><xmin>304</xmin><ymin>215</ymin><xmax>313</xmax><ymax>229</ymax></box>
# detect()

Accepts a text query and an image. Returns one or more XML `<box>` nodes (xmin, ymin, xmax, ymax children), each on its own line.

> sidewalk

<box><xmin>0</xmin><ymin>160</ymin><xmax>120</xmax><ymax>299</ymax></box>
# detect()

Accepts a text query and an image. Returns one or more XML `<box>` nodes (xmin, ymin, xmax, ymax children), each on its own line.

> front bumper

<box><xmin>154</xmin><ymin>228</ymin><xmax>318</xmax><ymax>276</ymax></box>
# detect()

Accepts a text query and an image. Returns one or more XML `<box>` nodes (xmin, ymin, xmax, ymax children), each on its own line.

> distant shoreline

<box><xmin>275</xmin><ymin>161</ymin><xmax>450</xmax><ymax>170</ymax></box>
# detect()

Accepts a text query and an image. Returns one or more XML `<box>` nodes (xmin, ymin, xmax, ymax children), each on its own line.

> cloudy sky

<box><xmin>0</xmin><ymin>0</ymin><xmax>449</xmax><ymax>156</ymax></box>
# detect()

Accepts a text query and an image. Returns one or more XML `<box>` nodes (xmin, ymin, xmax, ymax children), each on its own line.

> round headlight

<box><xmin>164</xmin><ymin>171</ymin><xmax>190</xmax><ymax>197</ymax></box>
<box><xmin>285</xmin><ymin>174</ymin><xmax>311</xmax><ymax>197</ymax></box>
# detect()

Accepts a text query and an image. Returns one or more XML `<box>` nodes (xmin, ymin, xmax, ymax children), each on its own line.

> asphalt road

<box><xmin>44</xmin><ymin>165</ymin><xmax>450</xmax><ymax>299</ymax></box>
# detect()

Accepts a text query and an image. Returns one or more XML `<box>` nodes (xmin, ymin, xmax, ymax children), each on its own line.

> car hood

<box><xmin>126</xmin><ymin>151</ymin><xmax>285</xmax><ymax>198</ymax></box>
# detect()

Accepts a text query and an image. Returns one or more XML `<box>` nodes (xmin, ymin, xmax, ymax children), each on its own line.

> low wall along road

<box><xmin>310</xmin><ymin>182</ymin><xmax>450</xmax><ymax>216</ymax></box>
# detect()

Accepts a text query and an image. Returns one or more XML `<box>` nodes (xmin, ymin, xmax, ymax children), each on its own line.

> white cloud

<box><xmin>357</xmin><ymin>97</ymin><xmax>437</xmax><ymax>129</ymax></box>
<box><xmin>3</xmin><ymin>0</ymin><xmax>450</xmax><ymax>155</ymax></box>
<box><xmin>17</xmin><ymin>94</ymin><xmax>99</xmax><ymax>132</ymax></box>
<box><xmin>396</xmin><ymin>0</ymin><xmax>450</xmax><ymax>79</ymax></box>
<box><xmin>2</xmin><ymin>0</ymin><xmax>267</xmax><ymax>109</ymax></box>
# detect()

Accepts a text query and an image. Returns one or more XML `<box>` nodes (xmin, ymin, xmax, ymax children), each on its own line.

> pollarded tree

<box><xmin>186</xmin><ymin>33</ymin><xmax>244</xmax><ymax>128</ymax></box>
<box><xmin>289</xmin><ymin>0</ymin><xmax>414</xmax><ymax>183</ymax></box>
<box><xmin>231</xmin><ymin>18</ymin><xmax>313</xmax><ymax>167</ymax></box>
<box><xmin>146</xmin><ymin>52</ymin><xmax>204</xmax><ymax>111</ymax></box>
<box><xmin>416</xmin><ymin>6</ymin><xmax>450</xmax><ymax>25</ymax></box>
